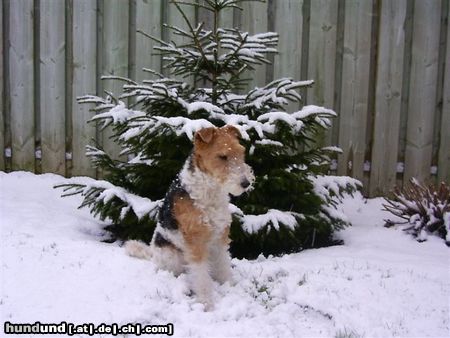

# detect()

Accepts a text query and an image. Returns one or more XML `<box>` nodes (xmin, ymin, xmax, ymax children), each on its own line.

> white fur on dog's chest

<box><xmin>191</xmin><ymin>182</ymin><xmax>231</xmax><ymax>235</ymax></box>
<box><xmin>197</xmin><ymin>197</ymin><xmax>231</xmax><ymax>235</ymax></box>
<box><xmin>180</xmin><ymin>162</ymin><xmax>232</xmax><ymax>235</ymax></box>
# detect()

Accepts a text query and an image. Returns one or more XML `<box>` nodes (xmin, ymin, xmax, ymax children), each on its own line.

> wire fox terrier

<box><xmin>126</xmin><ymin>125</ymin><xmax>254</xmax><ymax>310</ymax></box>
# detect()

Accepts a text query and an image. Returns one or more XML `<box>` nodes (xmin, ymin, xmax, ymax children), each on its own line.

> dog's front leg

<box><xmin>209</xmin><ymin>246</ymin><xmax>232</xmax><ymax>284</ymax></box>
<box><xmin>185</xmin><ymin>233</ymin><xmax>215</xmax><ymax>310</ymax></box>
<box><xmin>186</xmin><ymin>258</ymin><xmax>214</xmax><ymax>310</ymax></box>
<box><xmin>173</xmin><ymin>196</ymin><xmax>215</xmax><ymax>310</ymax></box>
<box><xmin>209</xmin><ymin>227</ymin><xmax>233</xmax><ymax>284</ymax></box>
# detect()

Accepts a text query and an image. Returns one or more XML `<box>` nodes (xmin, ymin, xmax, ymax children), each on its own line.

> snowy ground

<box><xmin>1</xmin><ymin>171</ymin><xmax>449</xmax><ymax>338</ymax></box>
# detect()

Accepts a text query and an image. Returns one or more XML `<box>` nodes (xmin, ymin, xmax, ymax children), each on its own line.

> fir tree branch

<box><xmin>172</xmin><ymin>2</ymin><xmax>214</xmax><ymax>79</ymax></box>
<box><xmin>142</xmin><ymin>68</ymin><xmax>165</xmax><ymax>79</ymax></box>
<box><xmin>101</xmin><ymin>75</ymin><xmax>137</xmax><ymax>85</ymax></box>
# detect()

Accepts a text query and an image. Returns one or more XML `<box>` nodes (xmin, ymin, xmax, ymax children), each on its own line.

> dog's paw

<box><xmin>203</xmin><ymin>301</ymin><xmax>214</xmax><ymax>312</ymax></box>
<box><xmin>212</xmin><ymin>265</ymin><xmax>233</xmax><ymax>284</ymax></box>
<box><xmin>124</xmin><ymin>240</ymin><xmax>152</xmax><ymax>260</ymax></box>
<box><xmin>198</xmin><ymin>296</ymin><xmax>215</xmax><ymax>312</ymax></box>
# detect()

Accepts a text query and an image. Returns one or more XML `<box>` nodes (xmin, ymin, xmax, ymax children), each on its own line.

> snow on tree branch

<box><xmin>308</xmin><ymin>175</ymin><xmax>362</xmax><ymax>229</ymax></box>
<box><xmin>310</xmin><ymin>175</ymin><xmax>362</xmax><ymax>204</ymax></box>
<box><xmin>83</xmin><ymin>91</ymin><xmax>337</xmax><ymax>146</ymax></box>
<box><xmin>219</xmin><ymin>30</ymin><xmax>278</xmax><ymax>66</ymax></box>
<box><xmin>57</xmin><ymin>177</ymin><xmax>162</xmax><ymax>221</ymax></box>
<box><xmin>243</xmin><ymin>78</ymin><xmax>313</xmax><ymax>109</ymax></box>
<box><xmin>90</xmin><ymin>101</ymin><xmax>145</xmax><ymax>128</ymax></box>
<box><xmin>239</xmin><ymin>209</ymin><xmax>302</xmax><ymax>234</ymax></box>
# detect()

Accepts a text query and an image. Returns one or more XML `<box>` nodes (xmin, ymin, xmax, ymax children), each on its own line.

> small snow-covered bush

<box><xmin>383</xmin><ymin>178</ymin><xmax>450</xmax><ymax>245</ymax></box>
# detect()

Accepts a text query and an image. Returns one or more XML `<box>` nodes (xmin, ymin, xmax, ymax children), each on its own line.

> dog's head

<box><xmin>193</xmin><ymin>125</ymin><xmax>254</xmax><ymax>196</ymax></box>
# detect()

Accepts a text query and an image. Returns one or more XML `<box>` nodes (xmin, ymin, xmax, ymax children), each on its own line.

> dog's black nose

<box><xmin>241</xmin><ymin>179</ymin><xmax>251</xmax><ymax>189</ymax></box>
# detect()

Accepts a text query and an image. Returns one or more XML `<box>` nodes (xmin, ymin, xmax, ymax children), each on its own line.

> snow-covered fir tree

<box><xmin>58</xmin><ymin>0</ymin><xmax>361</xmax><ymax>259</ymax></box>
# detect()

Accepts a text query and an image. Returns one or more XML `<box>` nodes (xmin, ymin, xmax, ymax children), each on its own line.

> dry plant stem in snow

<box><xmin>383</xmin><ymin>178</ymin><xmax>450</xmax><ymax>245</ymax></box>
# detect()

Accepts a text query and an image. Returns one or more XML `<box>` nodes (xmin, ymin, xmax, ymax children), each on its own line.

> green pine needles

<box><xmin>57</xmin><ymin>0</ymin><xmax>361</xmax><ymax>259</ymax></box>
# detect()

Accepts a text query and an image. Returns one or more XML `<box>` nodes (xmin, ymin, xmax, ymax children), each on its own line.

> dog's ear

<box><xmin>195</xmin><ymin>127</ymin><xmax>216</xmax><ymax>145</ymax></box>
<box><xmin>221</xmin><ymin>125</ymin><xmax>241</xmax><ymax>139</ymax></box>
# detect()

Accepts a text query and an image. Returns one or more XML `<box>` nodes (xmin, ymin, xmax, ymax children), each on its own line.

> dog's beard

<box><xmin>228</xmin><ymin>183</ymin><xmax>246</xmax><ymax>197</ymax></box>
<box><xmin>225</xmin><ymin>164</ymin><xmax>255</xmax><ymax>196</ymax></box>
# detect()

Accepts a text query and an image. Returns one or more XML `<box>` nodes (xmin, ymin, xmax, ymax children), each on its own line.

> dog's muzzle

<box><xmin>240</xmin><ymin>179</ymin><xmax>251</xmax><ymax>189</ymax></box>
<box><xmin>228</xmin><ymin>164</ymin><xmax>254</xmax><ymax>196</ymax></box>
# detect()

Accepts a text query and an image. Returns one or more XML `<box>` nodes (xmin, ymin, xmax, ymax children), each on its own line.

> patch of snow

<box><xmin>255</xmin><ymin>139</ymin><xmax>283</xmax><ymax>147</ymax></box>
<box><xmin>310</xmin><ymin>175</ymin><xmax>362</xmax><ymax>203</ymax></box>
<box><xmin>91</xmin><ymin>101</ymin><xmax>143</xmax><ymax>126</ymax></box>
<box><xmin>240</xmin><ymin>209</ymin><xmax>299</xmax><ymax>233</ymax></box>
<box><xmin>185</xmin><ymin>101</ymin><xmax>224</xmax><ymax>115</ymax></box>
<box><xmin>330</xmin><ymin>159</ymin><xmax>338</xmax><ymax>171</ymax></box>
<box><xmin>127</xmin><ymin>152</ymin><xmax>153</xmax><ymax>166</ymax></box>
<box><xmin>153</xmin><ymin>117</ymin><xmax>215</xmax><ymax>140</ymax></box>
<box><xmin>1</xmin><ymin>171</ymin><xmax>449</xmax><ymax>338</ymax></box>
<box><xmin>445</xmin><ymin>212</ymin><xmax>450</xmax><ymax>243</ymax></box>
<box><xmin>321</xmin><ymin>146</ymin><xmax>342</xmax><ymax>153</ymax></box>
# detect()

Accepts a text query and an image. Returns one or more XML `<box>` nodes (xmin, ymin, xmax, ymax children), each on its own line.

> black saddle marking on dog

<box><xmin>159</xmin><ymin>176</ymin><xmax>189</xmax><ymax>230</ymax></box>
<box><xmin>154</xmin><ymin>232</ymin><xmax>173</xmax><ymax>247</ymax></box>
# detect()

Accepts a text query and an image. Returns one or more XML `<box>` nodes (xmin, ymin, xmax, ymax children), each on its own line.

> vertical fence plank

<box><xmin>0</xmin><ymin>0</ymin><xmax>4</xmax><ymax>170</ymax></box>
<box><xmin>273</xmin><ymin>0</ymin><xmax>303</xmax><ymax>113</ymax></box>
<box><xmin>307</xmin><ymin>0</ymin><xmax>338</xmax><ymax>147</ymax></box>
<box><xmin>135</xmin><ymin>0</ymin><xmax>161</xmax><ymax>83</ymax></box>
<box><xmin>274</xmin><ymin>0</ymin><xmax>303</xmax><ymax>83</ymax></box>
<box><xmin>241</xmin><ymin>0</ymin><xmax>268</xmax><ymax>90</ymax></box>
<box><xmin>9</xmin><ymin>0</ymin><xmax>35</xmax><ymax>172</ymax></box>
<box><xmin>337</xmin><ymin>0</ymin><xmax>373</xmax><ymax>183</ymax></box>
<box><xmin>219</xmin><ymin>2</ymin><xmax>234</xmax><ymax>29</ymax></box>
<box><xmin>101</xmin><ymin>0</ymin><xmax>129</xmax><ymax>161</ymax></box>
<box><xmin>404</xmin><ymin>0</ymin><xmax>441</xmax><ymax>184</ymax></box>
<box><xmin>196</xmin><ymin>1</ymin><xmax>214</xmax><ymax>90</ymax></box>
<box><xmin>72</xmin><ymin>0</ymin><xmax>97</xmax><ymax>177</ymax></box>
<box><xmin>167</xmin><ymin>2</ymin><xmax>196</xmax><ymax>46</ymax></box>
<box><xmin>166</xmin><ymin>1</ymin><xmax>195</xmax><ymax>83</ymax></box>
<box><xmin>438</xmin><ymin>3</ymin><xmax>450</xmax><ymax>184</ymax></box>
<box><xmin>40</xmin><ymin>0</ymin><xmax>66</xmax><ymax>175</ymax></box>
<box><xmin>369</xmin><ymin>0</ymin><xmax>407</xmax><ymax>196</ymax></box>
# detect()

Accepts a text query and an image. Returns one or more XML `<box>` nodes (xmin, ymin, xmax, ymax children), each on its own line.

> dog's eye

<box><xmin>218</xmin><ymin>155</ymin><xmax>228</xmax><ymax>161</ymax></box>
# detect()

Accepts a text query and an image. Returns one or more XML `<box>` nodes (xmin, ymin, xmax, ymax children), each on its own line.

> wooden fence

<box><xmin>1</xmin><ymin>0</ymin><xmax>449</xmax><ymax>197</ymax></box>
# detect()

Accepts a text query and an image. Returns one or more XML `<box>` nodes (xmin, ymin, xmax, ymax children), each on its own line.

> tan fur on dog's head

<box><xmin>193</xmin><ymin>126</ymin><xmax>254</xmax><ymax>196</ymax></box>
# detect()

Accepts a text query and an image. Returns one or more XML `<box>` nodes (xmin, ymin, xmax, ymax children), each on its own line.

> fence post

<box><xmin>40</xmin><ymin>0</ymin><xmax>66</xmax><ymax>175</ymax></box>
<box><xmin>438</xmin><ymin>2</ymin><xmax>450</xmax><ymax>184</ymax></box>
<box><xmin>370</xmin><ymin>0</ymin><xmax>407</xmax><ymax>196</ymax></box>
<box><xmin>9</xmin><ymin>0</ymin><xmax>35</xmax><ymax>172</ymax></box>
<box><xmin>71</xmin><ymin>0</ymin><xmax>97</xmax><ymax>177</ymax></box>
<box><xmin>273</xmin><ymin>0</ymin><xmax>304</xmax><ymax>114</ymax></box>
<box><xmin>337</xmin><ymin>0</ymin><xmax>373</xmax><ymax>184</ymax></box>
<box><xmin>241</xmin><ymin>0</ymin><xmax>269</xmax><ymax>91</ymax></box>
<box><xmin>135</xmin><ymin>0</ymin><xmax>162</xmax><ymax>83</ymax></box>
<box><xmin>307</xmin><ymin>0</ymin><xmax>338</xmax><ymax>147</ymax></box>
<box><xmin>100</xmin><ymin>0</ymin><xmax>129</xmax><ymax>162</ymax></box>
<box><xmin>404</xmin><ymin>0</ymin><xmax>441</xmax><ymax>184</ymax></box>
